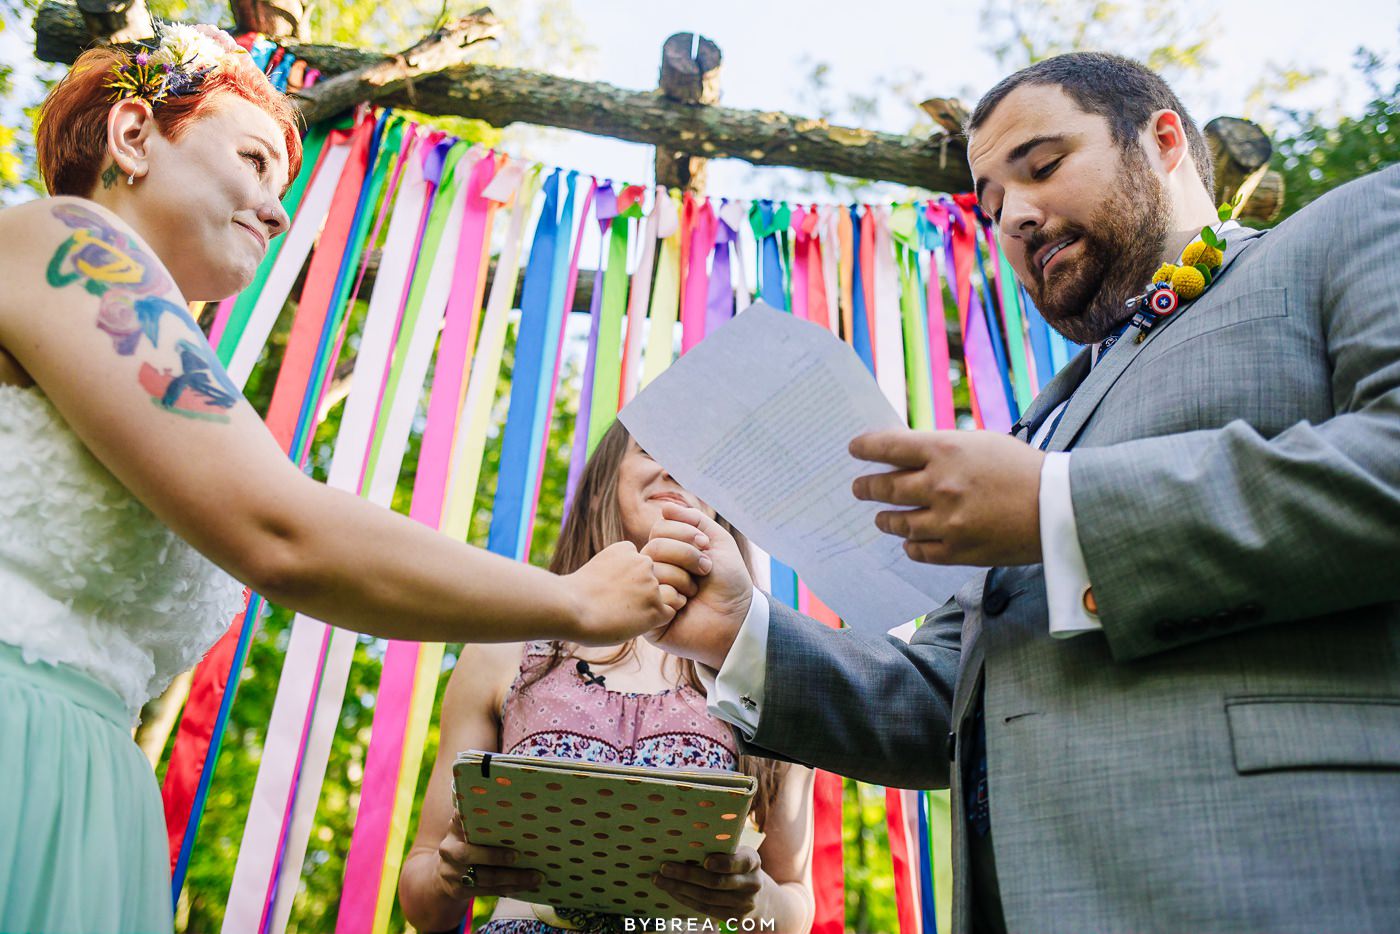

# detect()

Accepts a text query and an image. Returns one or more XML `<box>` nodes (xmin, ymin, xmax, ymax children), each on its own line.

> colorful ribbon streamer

<box><xmin>160</xmin><ymin>106</ymin><xmax>1085</xmax><ymax>934</ymax></box>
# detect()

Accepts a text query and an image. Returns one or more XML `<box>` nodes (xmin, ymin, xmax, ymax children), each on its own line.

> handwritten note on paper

<box><xmin>619</xmin><ymin>302</ymin><xmax>976</xmax><ymax>633</ymax></box>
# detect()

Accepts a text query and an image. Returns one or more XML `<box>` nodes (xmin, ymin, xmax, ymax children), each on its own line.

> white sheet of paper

<box><xmin>619</xmin><ymin>302</ymin><xmax>977</xmax><ymax>633</ymax></box>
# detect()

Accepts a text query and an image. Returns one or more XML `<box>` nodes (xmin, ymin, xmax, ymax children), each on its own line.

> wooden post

<box><xmin>230</xmin><ymin>0</ymin><xmax>306</xmax><ymax>41</ymax></box>
<box><xmin>654</xmin><ymin>32</ymin><xmax>721</xmax><ymax>194</ymax></box>
<box><xmin>1238</xmin><ymin>169</ymin><xmax>1284</xmax><ymax>225</ymax></box>
<box><xmin>1204</xmin><ymin>115</ymin><xmax>1284</xmax><ymax>224</ymax></box>
<box><xmin>73</xmin><ymin>0</ymin><xmax>151</xmax><ymax>45</ymax></box>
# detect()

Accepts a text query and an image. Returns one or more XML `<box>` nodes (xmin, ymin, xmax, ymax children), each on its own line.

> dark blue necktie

<box><xmin>1096</xmin><ymin>319</ymin><xmax>1131</xmax><ymax>363</ymax></box>
<box><xmin>1034</xmin><ymin>320</ymin><xmax>1130</xmax><ymax>451</ymax></box>
<box><xmin>968</xmin><ymin>701</ymin><xmax>992</xmax><ymax>836</ymax></box>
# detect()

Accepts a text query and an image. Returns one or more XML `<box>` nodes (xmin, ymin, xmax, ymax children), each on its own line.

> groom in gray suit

<box><xmin>640</xmin><ymin>52</ymin><xmax>1400</xmax><ymax>933</ymax></box>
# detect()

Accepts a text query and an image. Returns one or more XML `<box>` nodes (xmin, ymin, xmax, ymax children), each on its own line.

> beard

<box><xmin>1022</xmin><ymin>146</ymin><xmax>1173</xmax><ymax>345</ymax></box>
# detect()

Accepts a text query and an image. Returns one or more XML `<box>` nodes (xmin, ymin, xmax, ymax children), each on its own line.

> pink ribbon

<box><xmin>924</xmin><ymin>203</ymin><xmax>957</xmax><ymax>430</ymax></box>
<box><xmin>680</xmin><ymin>197</ymin><xmax>716</xmax><ymax>354</ymax></box>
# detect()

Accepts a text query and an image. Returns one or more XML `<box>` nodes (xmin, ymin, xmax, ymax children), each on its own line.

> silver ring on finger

<box><xmin>460</xmin><ymin>865</ymin><xmax>478</xmax><ymax>888</ymax></box>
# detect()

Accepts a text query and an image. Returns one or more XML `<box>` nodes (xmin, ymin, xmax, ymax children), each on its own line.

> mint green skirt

<box><xmin>0</xmin><ymin>642</ymin><xmax>172</xmax><ymax>933</ymax></box>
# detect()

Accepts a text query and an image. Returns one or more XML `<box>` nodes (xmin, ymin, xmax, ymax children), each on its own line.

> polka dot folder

<box><xmin>453</xmin><ymin>750</ymin><xmax>757</xmax><ymax>918</ymax></box>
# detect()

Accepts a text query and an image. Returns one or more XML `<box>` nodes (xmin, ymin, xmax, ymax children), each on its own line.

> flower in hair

<box><xmin>150</xmin><ymin>22</ymin><xmax>233</xmax><ymax>74</ymax></box>
<box><xmin>105</xmin><ymin>21</ymin><xmax>246</xmax><ymax>105</ymax></box>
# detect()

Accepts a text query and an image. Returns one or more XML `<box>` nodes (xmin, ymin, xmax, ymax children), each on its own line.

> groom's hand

<box><xmin>851</xmin><ymin>429</ymin><xmax>1045</xmax><ymax>567</ymax></box>
<box><xmin>642</xmin><ymin>502</ymin><xmax>754</xmax><ymax>670</ymax></box>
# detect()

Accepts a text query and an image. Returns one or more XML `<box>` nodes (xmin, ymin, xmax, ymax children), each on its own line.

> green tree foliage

<box><xmin>1267</xmin><ymin>42</ymin><xmax>1400</xmax><ymax>223</ymax></box>
<box><xmin>844</xmin><ymin>780</ymin><xmax>898</xmax><ymax>934</ymax></box>
<box><xmin>978</xmin><ymin>0</ymin><xmax>1216</xmax><ymax>77</ymax></box>
<box><xmin>0</xmin><ymin>0</ymin><xmax>51</xmax><ymax>201</ymax></box>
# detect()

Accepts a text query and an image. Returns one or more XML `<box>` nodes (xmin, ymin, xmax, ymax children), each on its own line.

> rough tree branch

<box><xmin>33</xmin><ymin>0</ymin><xmax>973</xmax><ymax>192</ymax></box>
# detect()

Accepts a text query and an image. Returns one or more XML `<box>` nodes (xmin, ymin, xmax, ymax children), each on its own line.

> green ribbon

<box><xmin>585</xmin><ymin>212</ymin><xmax>633</xmax><ymax>454</ymax></box>
<box><xmin>891</xmin><ymin>203</ymin><xmax>934</xmax><ymax>431</ymax></box>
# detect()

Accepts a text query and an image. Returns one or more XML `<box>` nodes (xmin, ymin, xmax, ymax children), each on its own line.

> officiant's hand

<box><xmin>851</xmin><ymin>428</ymin><xmax>1045</xmax><ymax>567</ymax></box>
<box><xmin>642</xmin><ymin>503</ymin><xmax>753</xmax><ymax>670</ymax></box>
<box><xmin>434</xmin><ymin>814</ymin><xmax>542</xmax><ymax>900</ymax></box>
<box><xmin>655</xmin><ymin>847</ymin><xmax>767</xmax><ymax>920</ymax></box>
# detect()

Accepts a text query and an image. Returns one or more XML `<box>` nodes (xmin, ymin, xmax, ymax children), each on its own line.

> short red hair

<box><xmin>37</xmin><ymin>43</ymin><xmax>303</xmax><ymax>197</ymax></box>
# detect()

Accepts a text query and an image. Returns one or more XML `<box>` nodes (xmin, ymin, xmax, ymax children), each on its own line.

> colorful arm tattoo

<box><xmin>45</xmin><ymin>202</ymin><xmax>240</xmax><ymax>422</ymax></box>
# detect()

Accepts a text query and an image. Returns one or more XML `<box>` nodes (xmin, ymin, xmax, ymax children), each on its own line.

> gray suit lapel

<box><xmin>1046</xmin><ymin>227</ymin><xmax>1267</xmax><ymax>452</ymax></box>
<box><xmin>1013</xmin><ymin>348</ymin><xmax>1091</xmax><ymax>443</ymax></box>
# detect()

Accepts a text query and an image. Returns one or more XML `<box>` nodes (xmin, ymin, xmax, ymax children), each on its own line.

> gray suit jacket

<box><xmin>739</xmin><ymin>166</ymin><xmax>1400</xmax><ymax>933</ymax></box>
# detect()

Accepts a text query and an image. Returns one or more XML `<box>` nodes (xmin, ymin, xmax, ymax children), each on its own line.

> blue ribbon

<box><xmin>756</xmin><ymin>201</ymin><xmax>787</xmax><ymax>311</ymax></box>
<box><xmin>513</xmin><ymin>169</ymin><xmax>579</xmax><ymax>543</ymax></box>
<box><xmin>268</xmin><ymin>53</ymin><xmax>296</xmax><ymax>92</ymax></box>
<box><xmin>248</xmin><ymin>36</ymin><xmax>277</xmax><ymax>71</ymax></box>
<box><xmin>489</xmin><ymin>170</ymin><xmax>562</xmax><ymax>559</ymax></box>
<box><xmin>171</xmin><ymin>592</ymin><xmax>262</xmax><ymax>905</ymax></box>
<box><xmin>971</xmin><ymin>226</ymin><xmax>1019</xmax><ymax>423</ymax></box>
<box><xmin>917</xmin><ymin>790</ymin><xmax>939</xmax><ymax>934</ymax></box>
<box><xmin>850</xmin><ymin>205</ymin><xmax>875</xmax><ymax>377</ymax></box>
<box><xmin>747</xmin><ymin>200</ymin><xmax>798</xmax><ymax>606</ymax></box>
<box><xmin>1019</xmin><ymin>288</ymin><xmax>1056</xmax><ymax>394</ymax></box>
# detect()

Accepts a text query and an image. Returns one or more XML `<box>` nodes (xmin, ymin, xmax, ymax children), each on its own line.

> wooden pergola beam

<box><xmin>33</xmin><ymin>0</ymin><xmax>1281</xmax><ymax>215</ymax></box>
<box><xmin>33</xmin><ymin>0</ymin><xmax>973</xmax><ymax>193</ymax></box>
<box><xmin>292</xmin><ymin>9</ymin><xmax>502</xmax><ymax>126</ymax></box>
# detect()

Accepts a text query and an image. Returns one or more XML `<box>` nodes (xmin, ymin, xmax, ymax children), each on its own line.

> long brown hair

<box><xmin>525</xmin><ymin>419</ymin><xmax>787</xmax><ymax>830</ymax></box>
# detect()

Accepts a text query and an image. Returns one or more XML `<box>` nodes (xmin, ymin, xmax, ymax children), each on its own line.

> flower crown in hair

<box><xmin>105</xmin><ymin>22</ymin><xmax>247</xmax><ymax>106</ymax></box>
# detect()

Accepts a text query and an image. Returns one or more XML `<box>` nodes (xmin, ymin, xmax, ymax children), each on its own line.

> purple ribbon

<box><xmin>705</xmin><ymin>202</ymin><xmax>737</xmax><ymax>334</ymax></box>
<box><xmin>562</xmin><ymin>181</ymin><xmax>617</xmax><ymax>518</ymax></box>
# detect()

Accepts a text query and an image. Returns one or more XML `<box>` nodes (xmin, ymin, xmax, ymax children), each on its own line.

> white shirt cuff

<box><xmin>696</xmin><ymin>588</ymin><xmax>769</xmax><ymax>738</ymax></box>
<box><xmin>1039</xmin><ymin>452</ymin><xmax>1102</xmax><ymax>637</ymax></box>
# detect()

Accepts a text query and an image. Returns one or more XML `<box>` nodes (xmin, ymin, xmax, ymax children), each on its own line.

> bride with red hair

<box><xmin>0</xmin><ymin>24</ymin><xmax>686</xmax><ymax>931</ymax></box>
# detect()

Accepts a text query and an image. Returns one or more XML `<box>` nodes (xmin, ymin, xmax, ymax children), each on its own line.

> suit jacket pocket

<box><xmin>1226</xmin><ymin>695</ymin><xmax>1400</xmax><ymax>773</ymax></box>
<box><xmin>1158</xmin><ymin>286</ymin><xmax>1288</xmax><ymax>346</ymax></box>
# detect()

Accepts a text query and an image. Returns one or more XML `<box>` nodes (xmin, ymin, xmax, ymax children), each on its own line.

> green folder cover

<box><xmin>453</xmin><ymin>750</ymin><xmax>757</xmax><ymax>919</ymax></box>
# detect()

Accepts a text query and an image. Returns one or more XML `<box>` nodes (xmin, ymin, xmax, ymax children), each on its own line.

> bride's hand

<box><xmin>562</xmin><ymin>541</ymin><xmax>684</xmax><ymax>646</ymax></box>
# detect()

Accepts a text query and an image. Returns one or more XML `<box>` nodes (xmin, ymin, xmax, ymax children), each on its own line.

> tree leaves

<box><xmin>1267</xmin><ymin>35</ymin><xmax>1399</xmax><ymax>224</ymax></box>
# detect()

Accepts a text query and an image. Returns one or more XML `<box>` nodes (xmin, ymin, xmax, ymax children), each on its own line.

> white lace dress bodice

<box><xmin>0</xmin><ymin>384</ymin><xmax>245</xmax><ymax>722</ymax></box>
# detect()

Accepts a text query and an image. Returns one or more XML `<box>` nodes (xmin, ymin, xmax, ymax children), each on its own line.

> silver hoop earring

<box><xmin>127</xmin><ymin>173</ymin><xmax>136</xmax><ymax>185</ymax></box>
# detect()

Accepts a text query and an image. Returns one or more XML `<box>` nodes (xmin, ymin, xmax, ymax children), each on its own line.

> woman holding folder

<box><xmin>399</xmin><ymin>422</ymin><xmax>816</xmax><ymax>932</ymax></box>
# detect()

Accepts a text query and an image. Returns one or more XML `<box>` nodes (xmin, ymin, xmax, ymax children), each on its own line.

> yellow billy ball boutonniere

<box><xmin>1127</xmin><ymin>196</ymin><xmax>1239</xmax><ymax>341</ymax></box>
